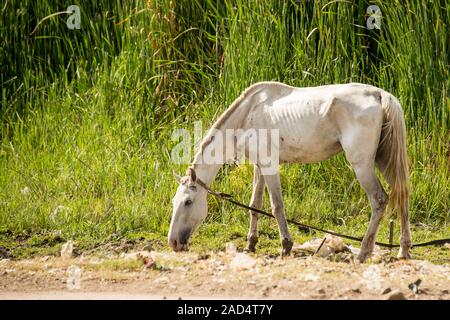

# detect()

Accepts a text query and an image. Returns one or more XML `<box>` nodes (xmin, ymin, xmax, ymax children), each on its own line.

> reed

<box><xmin>0</xmin><ymin>1</ymin><xmax>447</xmax><ymax>256</ymax></box>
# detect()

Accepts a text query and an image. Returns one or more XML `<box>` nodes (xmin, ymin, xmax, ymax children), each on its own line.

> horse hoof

<box><xmin>245</xmin><ymin>244</ymin><xmax>256</xmax><ymax>253</ymax></box>
<box><xmin>246</xmin><ymin>235</ymin><xmax>258</xmax><ymax>253</ymax></box>
<box><xmin>357</xmin><ymin>252</ymin><xmax>370</xmax><ymax>263</ymax></box>
<box><xmin>397</xmin><ymin>249</ymin><xmax>412</xmax><ymax>260</ymax></box>
<box><xmin>281</xmin><ymin>238</ymin><xmax>293</xmax><ymax>256</ymax></box>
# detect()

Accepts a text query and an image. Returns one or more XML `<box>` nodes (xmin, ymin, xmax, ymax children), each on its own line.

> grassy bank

<box><xmin>0</xmin><ymin>1</ymin><xmax>448</xmax><ymax>259</ymax></box>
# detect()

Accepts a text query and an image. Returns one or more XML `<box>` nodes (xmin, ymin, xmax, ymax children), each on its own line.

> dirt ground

<box><xmin>1</xmin><ymin>243</ymin><xmax>449</xmax><ymax>300</ymax></box>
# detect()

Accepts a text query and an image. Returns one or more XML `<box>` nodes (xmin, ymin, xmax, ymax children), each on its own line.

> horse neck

<box><xmin>191</xmin><ymin>162</ymin><xmax>222</xmax><ymax>187</ymax></box>
<box><xmin>191</xmin><ymin>104</ymin><xmax>248</xmax><ymax>187</ymax></box>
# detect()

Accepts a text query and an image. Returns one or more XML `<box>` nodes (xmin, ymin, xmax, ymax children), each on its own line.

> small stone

<box><xmin>154</xmin><ymin>276</ymin><xmax>169</xmax><ymax>284</ymax></box>
<box><xmin>230</xmin><ymin>253</ymin><xmax>256</xmax><ymax>270</ymax></box>
<box><xmin>408</xmin><ymin>279</ymin><xmax>422</xmax><ymax>294</ymax></box>
<box><xmin>225</xmin><ymin>242</ymin><xmax>237</xmax><ymax>255</ymax></box>
<box><xmin>197</xmin><ymin>253</ymin><xmax>210</xmax><ymax>260</ymax></box>
<box><xmin>352</xmin><ymin>288</ymin><xmax>362</xmax><ymax>294</ymax></box>
<box><xmin>318</xmin><ymin>288</ymin><xmax>326</xmax><ymax>294</ymax></box>
<box><xmin>120</xmin><ymin>251</ymin><xmax>151</xmax><ymax>261</ymax></box>
<box><xmin>382</xmin><ymin>287</ymin><xmax>392</xmax><ymax>295</ymax></box>
<box><xmin>142</xmin><ymin>244</ymin><xmax>153</xmax><ymax>251</ymax></box>
<box><xmin>144</xmin><ymin>257</ymin><xmax>155</xmax><ymax>269</ymax></box>
<box><xmin>61</xmin><ymin>240</ymin><xmax>74</xmax><ymax>259</ymax></box>
<box><xmin>303</xmin><ymin>273</ymin><xmax>320</xmax><ymax>282</ymax></box>
<box><xmin>261</xmin><ymin>286</ymin><xmax>271</xmax><ymax>297</ymax></box>
<box><xmin>386</xmin><ymin>291</ymin><xmax>407</xmax><ymax>300</ymax></box>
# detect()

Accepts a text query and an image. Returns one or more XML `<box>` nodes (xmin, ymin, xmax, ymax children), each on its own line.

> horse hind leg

<box><xmin>341</xmin><ymin>129</ymin><xmax>388</xmax><ymax>261</ymax></box>
<box><xmin>246</xmin><ymin>165</ymin><xmax>265</xmax><ymax>252</ymax></box>
<box><xmin>351</xmin><ymin>160</ymin><xmax>388</xmax><ymax>262</ymax></box>
<box><xmin>339</xmin><ymin>105</ymin><xmax>387</xmax><ymax>262</ymax></box>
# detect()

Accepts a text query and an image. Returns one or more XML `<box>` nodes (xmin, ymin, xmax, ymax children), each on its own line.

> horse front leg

<box><xmin>264</xmin><ymin>172</ymin><xmax>293</xmax><ymax>256</ymax></box>
<box><xmin>246</xmin><ymin>165</ymin><xmax>265</xmax><ymax>252</ymax></box>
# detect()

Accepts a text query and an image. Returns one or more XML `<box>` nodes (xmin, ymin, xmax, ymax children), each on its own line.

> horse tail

<box><xmin>376</xmin><ymin>91</ymin><xmax>409</xmax><ymax>220</ymax></box>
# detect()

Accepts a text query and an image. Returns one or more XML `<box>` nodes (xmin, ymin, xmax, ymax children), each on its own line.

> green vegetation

<box><xmin>0</xmin><ymin>1</ymin><xmax>448</xmax><ymax>260</ymax></box>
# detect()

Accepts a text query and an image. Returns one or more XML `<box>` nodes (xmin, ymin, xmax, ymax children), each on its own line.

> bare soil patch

<box><xmin>1</xmin><ymin>247</ymin><xmax>449</xmax><ymax>300</ymax></box>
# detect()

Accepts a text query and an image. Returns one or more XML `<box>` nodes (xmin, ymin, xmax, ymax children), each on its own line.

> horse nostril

<box><xmin>180</xmin><ymin>228</ymin><xmax>191</xmax><ymax>245</ymax></box>
<box><xmin>173</xmin><ymin>239</ymin><xmax>178</xmax><ymax>248</ymax></box>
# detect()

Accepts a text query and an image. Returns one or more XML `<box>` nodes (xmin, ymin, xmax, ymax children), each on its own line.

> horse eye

<box><xmin>184</xmin><ymin>199</ymin><xmax>193</xmax><ymax>206</ymax></box>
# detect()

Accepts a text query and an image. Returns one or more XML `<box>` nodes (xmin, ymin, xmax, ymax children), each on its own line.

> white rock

<box><xmin>154</xmin><ymin>276</ymin><xmax>169</xmax><ymax>284</ymax></box>
<box><xmin>61</xmin><ymin>240</ymin><xmax>74</xmax><ymax>259</ymax></box>
<box><xmin>362</xmin><ymin>265</ymin><xmax>382</xmax><ymax>291</ymax></box>
<box><xmin>225</xmin><ymin>242</ymin><xmax>237</xmax><ymax>255</ymax></box>
<box><xmin>88</xmin><ymin>257</ymin><xmax>103</xmax><ymax>265</ymax></box>
<box><xmin>230</xmin><ymin>253</ymin><xmax>256</xmax><ymax>270</ymax></box>
<box><xmin>293</xmin><ymin>238</ymin><xmax>324</xmax><ymax>253</ymax></box>
<box><xmin>326</xmin><ymin>236</ymin><xmax>347</xmax><ymax>253</ymax></box>
<box><xmin>120</xmin><ymin>251</ymin><xmax>151</xmax><ymax>260</ymax></box>
<box><xmin>348</xmin><ymin>245</ymin><xmax>361</xmax><ymax>255</ymax></box>
<box><xmin>303</xmin><ymin>273</ymin><xmax>320</xmax><ymax>282</ymax></box>
<box><xmin>294</xmin><ymin>236</ymin><xmax>348</xmax><ymax>257</ymax></box>
<box><xmin>386</xmin><ymin>290</ymin><xmax>407</xmax><ymax>300</ymax></box>
<box><xmin>66</xmin><ymin>265</ymin><xmax>82</xmax><ymax>290</ymax></box>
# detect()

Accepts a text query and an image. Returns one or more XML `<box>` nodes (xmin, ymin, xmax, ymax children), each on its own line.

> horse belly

<box><xmin>277</xmin><ymin>118</ymin><xmax>342</xmax><ymax>164</ymax></box>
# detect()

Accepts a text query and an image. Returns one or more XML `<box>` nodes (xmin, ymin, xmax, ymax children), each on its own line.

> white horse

<box><xmin>169</xmin><ymin>81</ymin><xmax>411</xmax><ymax>262</ymax></box>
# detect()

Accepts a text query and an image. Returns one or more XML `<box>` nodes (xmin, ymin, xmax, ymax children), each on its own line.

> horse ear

<box><xmin>173</xmin><ymin>171</ymin><xmax>182</xmax><ymax>184</ymax></box>
<box><xmin>187</xmin><ymin>167</ymin><xmax>197</xmax><ymax>183</ymax></box>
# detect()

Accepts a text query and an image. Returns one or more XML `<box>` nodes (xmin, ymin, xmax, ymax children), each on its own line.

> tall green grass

<box><xmin>0</xmin><ymin>1</ymin><xmax>448</xmax><ymax>255</ymax></box>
